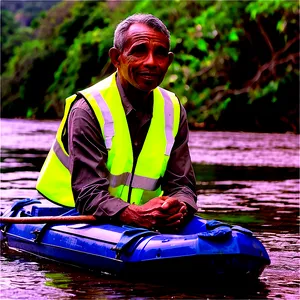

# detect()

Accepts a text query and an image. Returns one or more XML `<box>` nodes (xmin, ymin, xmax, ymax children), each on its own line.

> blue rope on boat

<box><xmin>0</xmin><ymin>199</ymin><xmax>41</xmax><ymax>229</ymax></box>
<box><xmin>11</xmin><ymin>198</ymin><xmax>41</xmax><ymax>212</ymax></box>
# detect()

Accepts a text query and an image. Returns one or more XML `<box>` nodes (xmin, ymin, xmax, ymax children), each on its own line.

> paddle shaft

<box><xmin>0</xmin><ymin>215</ymin><xmax>97</xmax><ymax>224</ymax></box>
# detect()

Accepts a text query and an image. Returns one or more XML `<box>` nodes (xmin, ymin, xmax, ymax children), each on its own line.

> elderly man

<box><xmin>36</xmin><ymin>14</ymin><xmax>198</xmax><ymax>232</ymax></box>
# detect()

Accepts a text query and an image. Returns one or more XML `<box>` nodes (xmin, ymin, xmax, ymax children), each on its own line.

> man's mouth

<box><xmin>139</xmin><ymin>73</ymin><xmax>159</xmax><ymax>79</ymax></box>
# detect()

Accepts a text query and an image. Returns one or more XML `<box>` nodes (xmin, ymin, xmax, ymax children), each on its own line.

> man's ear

<box><xmin>109</xmin><ymin>47</ymin><xmax>121</xmax><ymax>69</ymax></box>
<box><xmin>168</xmin><ymin>52</ymin><xmax>174</xmax><ymax>67</ymax></box>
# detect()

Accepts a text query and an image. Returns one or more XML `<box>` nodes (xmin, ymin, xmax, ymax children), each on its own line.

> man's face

<box><xmin>116</xmin><ymin>23</ymin><xmax>173</xmax><ymax>93</ymax></box>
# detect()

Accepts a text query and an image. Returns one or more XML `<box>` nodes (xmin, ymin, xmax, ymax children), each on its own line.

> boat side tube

<box><xmin>1</xmin><ymin>199</ymin><xmax>270</xmax><ymax>278</ymax></box>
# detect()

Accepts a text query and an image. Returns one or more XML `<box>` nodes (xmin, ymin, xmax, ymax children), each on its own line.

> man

<box><xmin>36</xmin><ymin>14</ymin><xmax>197</xmax><ymax>232</ymax></box>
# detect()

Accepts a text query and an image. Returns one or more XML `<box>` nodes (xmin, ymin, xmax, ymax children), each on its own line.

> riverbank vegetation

<box><xmin>1</xmin><ymin>0</ymin><xmax>299</xmax><ymax>133</ymax></box>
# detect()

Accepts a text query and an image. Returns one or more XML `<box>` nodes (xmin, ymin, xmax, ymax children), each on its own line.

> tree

<box><xmin>1</xmin><ymin>0</ymin><xmax>299</xmax><ymax>132</ymax></box>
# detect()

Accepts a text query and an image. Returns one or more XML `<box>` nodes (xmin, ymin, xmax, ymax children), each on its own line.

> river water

<box><xmin>0</xmin><ymin>118</ymin><xmax>299</xmax><ymax>299</ymax></box>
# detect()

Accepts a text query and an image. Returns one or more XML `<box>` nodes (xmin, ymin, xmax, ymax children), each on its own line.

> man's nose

<box><xmin>144</xmin><ymin>51</ymin><xmax>156</xmax><ymax>66</ymax></box>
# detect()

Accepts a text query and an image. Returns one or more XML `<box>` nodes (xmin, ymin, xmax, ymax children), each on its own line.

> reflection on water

<box><xmin>258</xmin><ymin>231</ymin><xmax>300</xmax><ymax>299</ymax></box>
<box><xmin>197</xmin><ymin>179</ymin><xmax>299</xmax><ymax>233</ymax></box>
<box><xmin>189</xmin><ymin>130</ymin><xmax>299</xmax><ymax>168</ymax></box>
<box><xmin>1</xmin><ymin>248</ymin><xmax>271</xmax><ymax>300</ymax></box>
<box><xmin>0</xmin><ymin>254</ymin><xmax>73</xmax><ymax>300</ymax></box>
<box><xmin>0</xmin><ymin>118</ymin><xmax>299</xmax><ymax>299</ymax></box>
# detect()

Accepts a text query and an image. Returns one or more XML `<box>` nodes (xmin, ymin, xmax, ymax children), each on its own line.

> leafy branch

<box><xmin>204</xmin><ymin>34</ymin><xmax>300</xmax><ymax>109</ymax></box>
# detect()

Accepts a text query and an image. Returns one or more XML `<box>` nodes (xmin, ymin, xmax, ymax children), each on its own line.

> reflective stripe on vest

<box><xmin>159</xmin><ymin>87</ymin><xmax>175</xmax><ymax>156</ymax></box>
<box><xmin>89</xmin><ymin>88</ymin><xmax>114</xmax><ymax>150</ymax></box>
<box><xmin>51</xmin><ymin>144</ymin><xmax>161</xmax><ymax>191</ymax></box>
<box><xmin>53</xmin><ymin>140</ymin><xmax>69</xmax><ymax>169</ymax></box>
<box><xmin>36</xmin><ymin>73</ymin><xmax>180</xmax><ymax>207</ymax></box>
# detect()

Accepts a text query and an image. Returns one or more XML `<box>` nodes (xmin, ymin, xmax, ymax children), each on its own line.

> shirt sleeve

<box><xmin>161</xmin><ymin>103</ymin><xmax>198</xmax><ymax>212</ymax></box>
<box><xmin>68</xmin><ymin>98</ymin><xmax>129</xmax><ymax>219</ymax></box>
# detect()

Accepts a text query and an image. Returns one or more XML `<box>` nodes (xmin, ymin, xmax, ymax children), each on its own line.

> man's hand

<box><xmin>118</xmin><ymin>196</ymin><xmax>189</xmax><ymax>232</ymax></box>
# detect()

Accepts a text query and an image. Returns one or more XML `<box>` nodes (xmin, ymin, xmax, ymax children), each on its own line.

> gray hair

<box><xmin>113</xmin><ymin>14</ymin><xmax>171</xmax><ymax>51</ymax></box>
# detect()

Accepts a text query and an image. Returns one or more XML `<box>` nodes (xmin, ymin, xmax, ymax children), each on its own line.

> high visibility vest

<box><xmin>36</xmin><ymin>73</ymin><xmax>180</xmax><ymax>207</ymax></box>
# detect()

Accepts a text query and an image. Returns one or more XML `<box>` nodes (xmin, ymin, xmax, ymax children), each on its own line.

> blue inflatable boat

<box><xmin>0</xmin><ymin>199</ymin><xmax>270</xmax><ymax>280</ymax></box>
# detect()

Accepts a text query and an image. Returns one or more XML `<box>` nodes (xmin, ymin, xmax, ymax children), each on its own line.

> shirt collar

<box><xmin>116</xmin><ymin>73</ymin><xmax>133</xmax><ymax>116</ymax></box>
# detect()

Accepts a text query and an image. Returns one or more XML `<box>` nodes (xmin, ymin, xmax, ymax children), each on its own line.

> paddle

<box><xmin>0</xmin><ymin>215</ymin><xmax>98</xmax><ymax>224</ymax></box>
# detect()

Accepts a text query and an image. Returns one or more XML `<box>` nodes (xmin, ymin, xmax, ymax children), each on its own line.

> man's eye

<box><xmin>130</xmin><ymin>45</ymin><xmax>147</xmax><ymax>55</ymax></box>
<box><xmin>155</xmin><ymin>47</ymin><xmax>168</xmax><ymax>57</ymax></box>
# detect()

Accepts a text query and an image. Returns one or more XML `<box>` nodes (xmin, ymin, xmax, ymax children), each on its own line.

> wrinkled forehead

<box><xmin>124</xmin><ymin>23</ymin><xmax>170</xmax><ymax>48</ymax></box>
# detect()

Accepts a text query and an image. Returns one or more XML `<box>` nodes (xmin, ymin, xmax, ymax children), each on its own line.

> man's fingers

<box><xmin>165</xmin><ymin>212</ymin><xmax>183</xmax><ymax>223</ymax></box>
<box><xmin>163</xmin><ymin>218</ymin><xmax>182</xmax><ymax>228</ymax></box>
<box><xmin>161</xmin><ymin>197</ymin><xmax>180</xmax><ymax>210</ymax></box>
<box><xmin>151</xmin><ymin>212</ymin><xmax>182</xmax><ymax>227</ymax></box>
<box><xmin>179</xmin><ymin>204</ymin><xmax>187</xmax><ymax>215</ymax></box>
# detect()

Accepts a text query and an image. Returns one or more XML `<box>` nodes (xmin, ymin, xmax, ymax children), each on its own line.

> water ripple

<box><xmin>1</xmin><ymin>119</ymin><xmax>299</xmax><ymax>299</ymax></box>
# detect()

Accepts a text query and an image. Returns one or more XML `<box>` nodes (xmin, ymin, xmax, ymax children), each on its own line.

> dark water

<box><xmin>0</xmin><ymin>118</ymin><xmax>299</xmax><ymax>299</ymax></box>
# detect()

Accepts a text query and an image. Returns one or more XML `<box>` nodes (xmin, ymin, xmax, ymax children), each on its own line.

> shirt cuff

<box><xmin>93</xmin><ymin>198</ymin><xmax>130</xmax><ymax>219</ymax></box>
<box><xmin>169</xmin><ymin>192</ymin><xmax>198</xmax><ymax>212</ymax></box>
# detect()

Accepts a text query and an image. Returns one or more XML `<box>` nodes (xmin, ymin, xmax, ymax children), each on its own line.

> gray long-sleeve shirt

<box><xmin>65</xmin><ymin>74</ymin><xmax>198</xmax><ymax>220</ymax></box>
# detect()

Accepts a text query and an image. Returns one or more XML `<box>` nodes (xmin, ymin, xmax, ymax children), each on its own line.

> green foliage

<box><xmin>46</xmin><ymin>27</ymin><xmax>113</xmax><ymax>114</ymax></box>
<box><xmin>1</xmin><ymin>0</ymin><xmax>299</xmax><ymax>132</ymax></box>
<box><xmin>246</xmin><ymin>0</ymin><xmax>298</xmax><ymax>19</ymax></box>
<box><xmin>1</xmin><ymin>39</ymin><xmax>57</xmax><ymax>117</ymax></box>
<box><xmin>1</xmin><ymin>9</ymin><xmax>33</xmax><ymax>71</ymax></box>
<box><xmin>1</xmin><ymin>9</ymin><xmax>19</xmax><ymax>43</ymax></box>
<box><xmin>1</xmin><ymin>1</ymin><xmax>60</xmax><ymax>26</ymax></box>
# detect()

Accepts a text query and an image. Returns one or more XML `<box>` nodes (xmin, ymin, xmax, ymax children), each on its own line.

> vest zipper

<box><xmin>127</xmin><ymin>154</ymin><xmax>137</xmax><ymax>203</ymax></box>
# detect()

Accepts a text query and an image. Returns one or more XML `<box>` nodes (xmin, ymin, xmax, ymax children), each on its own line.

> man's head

<box><xmin>109</xmin><ymin>14</ymin><xmax>174</xmax><ymax>94</ymax></box>
<box><xmin>113</xmin><ymin>14</ymin><xmax>171</xmax><ymax>51</ymax></box>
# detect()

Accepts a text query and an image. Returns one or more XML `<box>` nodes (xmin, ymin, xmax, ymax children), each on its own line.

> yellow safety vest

<box><xmin>36</xmin><ymin>73</ymin><xmax>180</xmax><ymax>207</ymax></box>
